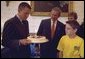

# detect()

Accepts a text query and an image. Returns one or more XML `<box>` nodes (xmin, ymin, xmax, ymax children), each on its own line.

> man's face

<box><xmin>65</xmin><ymin>23</ymin><xmax>76</xmax><ymax>36</ymax></box>
<box><xmin>19</xmin><ymin>7</ymin><xmax>31</xmax><ymax>20</ymax></box>
<box><xmin>51</xmin><ymin>10</ymin><xmax>60</xmax><ymax>21</ymax></box>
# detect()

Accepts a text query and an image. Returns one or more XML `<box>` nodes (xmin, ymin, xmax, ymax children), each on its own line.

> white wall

<box><xmin>73</xmin><ymin>1</ymin><xmax>84</xmax><ymax>24</ymax></box>
<box><xmin>1</xmin><ymin>1</ymin><xmax>84</xmax><ymax>33</ymax></box>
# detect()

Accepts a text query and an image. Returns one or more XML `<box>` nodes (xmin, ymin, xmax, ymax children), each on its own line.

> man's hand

<box><xmin>59</xmin><ymin>51</ymin><xmax>63</xmax><ymax>58</ymax></box>
<box><xmin>19</xmin><ymin>39</ymin><xmax>31</xmax><ymax>46</ymax></box>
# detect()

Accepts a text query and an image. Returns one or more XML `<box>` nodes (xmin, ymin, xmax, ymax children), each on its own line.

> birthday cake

<box><xmin>27</xmin><ymin>36</ymin><xmax>48</xmax><ymax>43</ymax></box>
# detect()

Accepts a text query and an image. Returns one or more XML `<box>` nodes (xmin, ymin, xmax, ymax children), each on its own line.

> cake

<box><xmin>27</xmin><ymin>36</ymin><xmax>48</xmax><ymax>43</ymax></box>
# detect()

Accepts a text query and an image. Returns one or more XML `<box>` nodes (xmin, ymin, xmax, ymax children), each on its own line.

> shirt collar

<box><xmin>51</xmin><ymin>19</ymin><xmax>57</xmax><ymax>24</ymax></box>
<box><xmin>16</xmin><ymin>14</ymin><xmax>23</xmax><ymax>23</ymax></box>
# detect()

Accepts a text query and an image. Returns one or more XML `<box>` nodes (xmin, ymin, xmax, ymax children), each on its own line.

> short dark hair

<box><xmin>51</xmin><ymin>7</ymin><xmax>61</xmax><ymax>17</ymax></box>
<box><xmin>68</xmin><ymin>12</ymin><xmax>78</xmax><ymax>20</ymax></box>
<box><xmin>18</xmin><ymin>2</ymin><xmax>31</xmax><ymax>11</ymax></box>
<box><xmin>66</xmin><ymin>20</ymin><xmax>80</xmax><ymax>29</ymax></box>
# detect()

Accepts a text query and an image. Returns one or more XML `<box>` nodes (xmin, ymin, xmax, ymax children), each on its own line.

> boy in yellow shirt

<box><xmin>57</xmin><ymin>20</ymin><xmax>84</xmax><ymax>58</ymax></box>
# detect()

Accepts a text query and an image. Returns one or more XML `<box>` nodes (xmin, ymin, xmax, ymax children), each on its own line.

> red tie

<box><xmin>51</xmin><ymin>21</ymin><xmax>56</xmax><ymax>39</ymax></box>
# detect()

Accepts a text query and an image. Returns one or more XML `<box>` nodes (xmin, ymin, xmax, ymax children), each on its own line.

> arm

<box><xmin>79</xmin><ymin>40</ymin><xmax>84</xmax><ymax>58</ymax></box>
<box><xmin>57</xmin><ymin>36</ymin><xmax>64</xmax><ymax>58</ymax></box>
<box><xmin>37</xmin><ymin>20</ymin><xmax>44</xmax><ymax>36</ymax></box>
<box><xmin>59</xmin><ymin>51</ymin><xmax>63</xmax><ymax>58</ymax></box>
<box><xmin>2</xmin><ymin>21</ymin><xmax>31</xmax><ymax>50</ymax></box>
<box><xmin>2</xmin><ymin>22</ymin><xmax>20</xmax><ymax>49</ymax></box>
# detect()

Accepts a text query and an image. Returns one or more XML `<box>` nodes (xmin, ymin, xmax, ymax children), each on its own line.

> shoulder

<box><xmin>4</xmin><ymin>18</ymin><xmax>13</xmax><ymax>26</ymax></box>
<box><xmin>76</xmin><ymin>36</ymin><xmax>84</xmax><ymax>42</ymax></box>
<box><xmin>58</xmin><ymin>35</ymin><xmax>67</xmax><ymax>46</ymax></box>
<box><xmin>58</xmin><ymin>21</ymin><xmax>65</xmax><ymax>26</ymax></box>
<box><xmin>4</xmin><ymin>16</ymin><xmax>16</xmax><ymax>27</ymax></box>
<box><xmin>5</xmin><ymin>16</ymin><xmax>17</xmax><ymax>23</ymax></box>
<box><xmin>41</xmin><ymin>18</ymin><xmax>50</xmax><ymax>22</ymax></box>
<box><xmin>59</xmin><ymin>35</ymin><xmax>68</xmax><ymax>42</ymax></box>
<box><xmin>40</xmin><ymin>18</ymin><xmax>51</xmax><ymax>25</ymax></box>
<box><xmin>61</xmin><ymin>35</ymin><xmax>68</xmax><ymax>39</ymax></box>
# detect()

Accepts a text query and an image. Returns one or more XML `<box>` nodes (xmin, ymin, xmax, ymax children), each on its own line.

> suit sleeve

<box><xmin>37</xmin><ymin>20</ymin><xmax>44</xmax><ymax>36</ymax></box>
<box><xmin>2</xmin><ymin>21</ymin><xmax>20</xmax><ymax>50</ymax></box>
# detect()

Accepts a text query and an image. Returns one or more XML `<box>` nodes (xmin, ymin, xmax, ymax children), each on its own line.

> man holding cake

<box><xmin>2</xmin><ymin>2</ymin><xmax>32</xmax><ymax>58</ymax></box>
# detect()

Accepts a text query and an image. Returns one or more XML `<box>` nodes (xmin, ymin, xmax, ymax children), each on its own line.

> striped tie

<box><xmin>51</xmin><ymin>21</ymin><xmax>56</xmax><ymax>39</ymax></box>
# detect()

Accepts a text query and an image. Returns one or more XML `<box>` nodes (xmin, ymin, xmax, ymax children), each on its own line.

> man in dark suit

<box><xmin>37</xmin><ymin>7</ymin><xmax>65</xmax><ymax>58</ymax></box>
<box><xmin>2</xmin><ymin>2</ymin><xmax>31</xmax><ymax>58</ymax></box>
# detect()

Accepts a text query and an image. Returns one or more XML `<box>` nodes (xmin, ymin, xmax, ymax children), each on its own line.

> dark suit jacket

<box><xmin>77</xmin><ymin>22</ymin><xmax>84</xmax><ymax>39</ymax></box>
<box><xmin>2</xmin><ymin>16</ymin><xmax>31</xmax><ymax>58</ymax></box>
<box><xmin>37</xmin><ymin>19</ymin><xmax>65</xmax><ymax>58</ymax></box>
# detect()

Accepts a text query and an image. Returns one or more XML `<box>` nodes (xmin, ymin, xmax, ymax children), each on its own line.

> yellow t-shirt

<box><xmin>57</xmin><ymin>35</ymin><xmax>84</xmax><ymax>58</ymax></box>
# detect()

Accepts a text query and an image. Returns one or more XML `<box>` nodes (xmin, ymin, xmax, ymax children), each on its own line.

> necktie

<box><xmin>22</xmin><ymin>21</ymin><xmax>26</xmax><ymax>24</ymax></box>
<box><xmin>51</xmin><ymin>21</ymin><xmax>56</xmax><ymax>39</ymax></box>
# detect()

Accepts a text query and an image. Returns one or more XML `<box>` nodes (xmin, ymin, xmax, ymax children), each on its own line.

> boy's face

<box><xmin>65</xmin><ymin>23</ymin><xmax>77</xmax><ymax>36</ymax></box>
<box><xmin>68</xmin><ymin>16</ymin><xmax>75</xmax><ymax>21</ymax></box>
